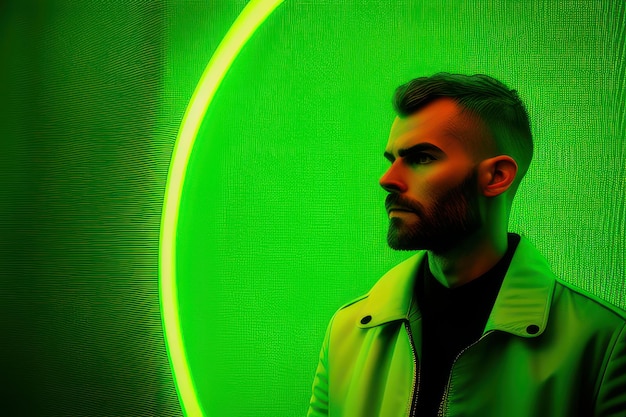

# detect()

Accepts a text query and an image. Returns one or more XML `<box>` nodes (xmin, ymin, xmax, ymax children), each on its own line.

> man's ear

<box><xmin>477</xmin><ymin>155</ymin><xmax>518</xmax><ymax>197</ymax></box>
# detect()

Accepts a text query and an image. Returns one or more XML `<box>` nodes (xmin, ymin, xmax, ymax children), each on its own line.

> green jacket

<box><xmin>307</xmin><ymin>236</ymin><xmax>626</xmax><ymax>416</ymax></box>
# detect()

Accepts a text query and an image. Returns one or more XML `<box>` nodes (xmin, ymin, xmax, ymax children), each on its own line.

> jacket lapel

<box><xmin>355</xmin><ymin>236</ymin><xmax>556</xmax><ymax>339</ymax></box>
<box><xmin>356</xmin><ymin>251</ymin><xmax>426</xmax><ymax>329</ymax></box>
<box><xmin>485</xmin><ymin>236</ymin><xmax>556</xmax><ymax>337</ymax></box>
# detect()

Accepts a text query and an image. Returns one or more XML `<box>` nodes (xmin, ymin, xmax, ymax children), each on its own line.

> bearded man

<box><xmin>307</xmin><ymin>73</ymin><xmax>626</xmax><ymax>417</ymax></box>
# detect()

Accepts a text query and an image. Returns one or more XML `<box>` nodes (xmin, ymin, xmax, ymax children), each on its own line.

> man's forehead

<box><xmin>386</xmin><ymin>99</ymin><xmax>492</xmax><ymax>156</ymax></box>
<box><xmin>386</xmin><ymin>114</ymin><xmax>461</xmax><ymax>153</ymax></box>
<box><xmin>390</xmin><ymin>98</ymin><xmax>462</xmax><ymax>134</ymax></box>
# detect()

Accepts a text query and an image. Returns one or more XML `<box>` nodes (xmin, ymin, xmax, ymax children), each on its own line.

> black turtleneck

<box><xmin>413</xmin><ymin>233</ymin><xmax>521</xmax><ymax>416</ymax></box>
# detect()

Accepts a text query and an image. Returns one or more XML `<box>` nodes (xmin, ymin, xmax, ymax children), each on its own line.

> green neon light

<box><xmin>159</xmin><ymin>1</ymin><xmax>285</xmax><ymax>415</ymax></box>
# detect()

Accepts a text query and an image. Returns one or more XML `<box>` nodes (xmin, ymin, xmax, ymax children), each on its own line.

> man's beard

<box><xmin>386</xmin><ymin>169</ymin><xmax>481</xmax><ymax>254</ymax></box>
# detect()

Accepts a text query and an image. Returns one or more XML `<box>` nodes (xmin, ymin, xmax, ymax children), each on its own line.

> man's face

<box><xmin>380</xmin><ymin>98</ymin><xmax>487</xmax><ymax>253</ymax></box>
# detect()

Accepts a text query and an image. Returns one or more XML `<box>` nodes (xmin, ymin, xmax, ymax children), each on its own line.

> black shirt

<box><xmin>414</xmin><ymin>233</ymin><xmax>521</xmax><ymax>416</ymax></box>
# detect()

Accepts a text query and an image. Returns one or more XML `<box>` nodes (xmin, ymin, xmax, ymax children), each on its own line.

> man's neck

<box><xmin>427</xmin><ymin>232</ymin><xmax>509</xmax><ymax>289</ymax></box>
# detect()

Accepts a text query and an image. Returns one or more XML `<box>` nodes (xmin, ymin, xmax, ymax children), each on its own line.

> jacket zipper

<box><xmin>404</xmin><ymin>321</ymin><xmax>420</xmax><ymax>417</ymax></box>
<box><xmin>437</xmin><ymin>330</ymin><xmax>495</xmax><ymax>417</ymax></box>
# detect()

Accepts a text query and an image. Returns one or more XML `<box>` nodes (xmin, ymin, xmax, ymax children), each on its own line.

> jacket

<box><xmin>307</xmin><ymin>236</ymin><xmax>626</xmax><ymax>416</ymax></box>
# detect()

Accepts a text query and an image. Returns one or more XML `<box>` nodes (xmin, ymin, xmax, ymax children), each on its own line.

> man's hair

<box><xmin>392</xmin><ymin>72</ymin><xmax>533</xmax><ymax>194</ymax></box>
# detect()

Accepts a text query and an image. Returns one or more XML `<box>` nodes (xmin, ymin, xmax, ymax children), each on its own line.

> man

<box><xmin>307</xmin><ymin>73</ymin><xmax>626</xmax><ymax>417</ymax></box>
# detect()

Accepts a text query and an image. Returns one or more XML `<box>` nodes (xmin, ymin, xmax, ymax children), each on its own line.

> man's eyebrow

<box><xmin>383</xmin><ymin>143</ymin><xmax>444</xmax><ymax>162</ymax></box>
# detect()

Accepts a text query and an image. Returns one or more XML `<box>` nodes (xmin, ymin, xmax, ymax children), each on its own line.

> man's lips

<box><xmin>385</xmin><ymin>194</ymin><xmax>421</xmax><ymax>214</ymax></box>
<box><xmin>387</xmin><ymin>206</ymin><xmax>416</xmax><ymax>214</ymax></box>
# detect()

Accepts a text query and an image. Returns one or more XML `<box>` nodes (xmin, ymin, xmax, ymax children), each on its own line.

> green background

<box><xmin>3</xmin><ymin>1</ymin><xmax>624</xmax><ymax>416</ymax></box>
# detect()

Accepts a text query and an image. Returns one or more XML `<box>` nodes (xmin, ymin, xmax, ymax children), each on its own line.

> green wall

<box><xmin>3</xmin><ymin>1</ymin><xmax>624</xmax><ymax>416</ymax></box>
<box><xmin>2</xmin><ymin>1</ymin><xmax>180</xmax><ymax>415</ymax></box>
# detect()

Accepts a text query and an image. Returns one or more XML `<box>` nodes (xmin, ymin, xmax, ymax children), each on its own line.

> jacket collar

<box><xmin>356</xmin><ymin>236</ymin><xmax>556</xmax><ymax>338</ymax></box>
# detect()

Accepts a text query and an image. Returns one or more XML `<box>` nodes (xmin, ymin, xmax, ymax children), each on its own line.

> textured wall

<box><xmin>2</xmin><ymin>1</ymin><xmax>181</xmax><ymax>415</ymax></box>
<box><xmin>177</xmin><ymin>1</ymin><xmax>625</xmax><ymax>416</ymax></box>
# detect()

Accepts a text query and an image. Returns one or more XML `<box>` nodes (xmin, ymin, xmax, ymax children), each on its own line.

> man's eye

<box><xmin>407</xmin><ymin>153</ymin><xmax>435</xmax><ymax>164</ymax></box>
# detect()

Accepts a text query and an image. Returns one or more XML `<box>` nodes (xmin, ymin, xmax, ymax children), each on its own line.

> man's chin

<box><xmin>387</xmin><ymin>231</ymin><xmax>428</xmax><ymax>251</ymax></box>
<box><xmin>387</xmin><ymin>236</ymin><xmax>451</xmax><ymax>253</ymax></box>
<box><xmin>387</xmin><ymin>242</ymin><xmax>422</xmax><ymax>251</ymax></box>
<box><xmin>387</xmin><ymin>224</ymin><xmax>450</xmax><ymax>252</ymax></box>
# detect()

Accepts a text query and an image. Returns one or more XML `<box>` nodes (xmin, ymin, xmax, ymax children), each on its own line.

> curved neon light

<box><xmin>159</xmin><ymin>1</ymin><xmax>285</xmax><ymax>415</ymax></box>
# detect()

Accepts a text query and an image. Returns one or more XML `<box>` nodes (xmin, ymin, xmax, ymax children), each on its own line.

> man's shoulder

<box><xmin>334</xmin><ymin>292</ymin><xmax>369</xmax><ymax>313</ymax></box>
<box><xmin>553</xmin><ymin>278</ymin><xmax>626</xmax><ymax>324</ymax></box>
<box><xmin>341</xmin><ymin>253</ymin><xmax>423</xmax><ymax>304</ymax></box>
<box><xmin>502</xmin><ymin>235</ymin><xmax>626</xmax><ymax>332</ymax></box>
<box><xmin>330</xmin><ymin>252</ymin><xmax>425</xmax><ymax>325</ymax></box>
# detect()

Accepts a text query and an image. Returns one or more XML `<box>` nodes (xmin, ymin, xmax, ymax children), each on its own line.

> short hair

<box><xmin>392</xmin><ymin>72</ymin><xmax>533</xmax><ymax>192</ymax></box>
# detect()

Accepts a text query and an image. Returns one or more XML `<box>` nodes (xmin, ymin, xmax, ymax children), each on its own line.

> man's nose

<box><xmin>379</xmin><ymin>162</ymin><xmax>408</xmax><ymax>193</ymax></box>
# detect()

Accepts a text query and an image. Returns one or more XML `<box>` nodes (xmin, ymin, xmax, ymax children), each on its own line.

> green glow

<box><xmin>159</xmin><ymin>1</ymin><xmax>285</xmax><ymax>415</ymax></box>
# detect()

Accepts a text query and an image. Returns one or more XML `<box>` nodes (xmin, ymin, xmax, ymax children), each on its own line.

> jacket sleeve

<box><xmin>595</xmin><ymin>322</ymin><xmax>626</xmax><ymax>417</ymax></box>
<box><xmin>307</xmin><ymin>316</ymin><xmax>334</xmax><ymax>417</ymax></box>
